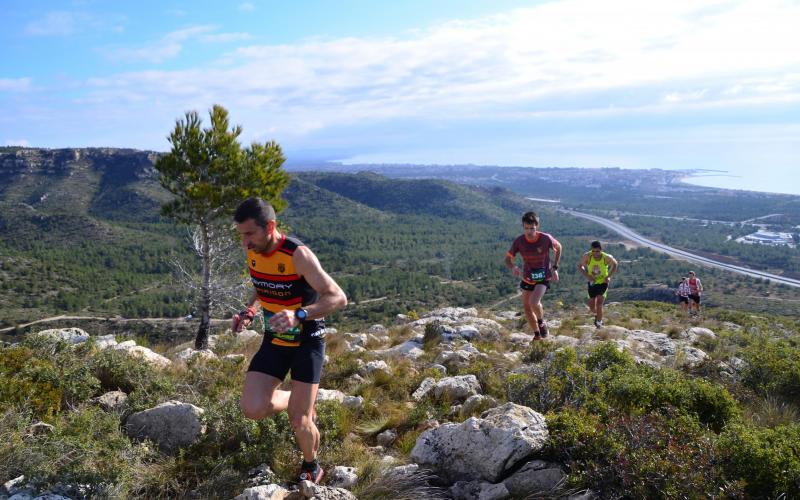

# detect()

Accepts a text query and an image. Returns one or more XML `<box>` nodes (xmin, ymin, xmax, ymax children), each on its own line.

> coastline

<box><xmin>678</xmin><ymin>170</ymin><xmax>800</xmax><ymax>197</ymax></box>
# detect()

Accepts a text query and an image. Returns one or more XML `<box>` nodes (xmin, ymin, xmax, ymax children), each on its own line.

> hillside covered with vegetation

<box><xmin>2</xmin><ymin>148</ymin><xmax>799</xmax><ymax>336</ymax></box>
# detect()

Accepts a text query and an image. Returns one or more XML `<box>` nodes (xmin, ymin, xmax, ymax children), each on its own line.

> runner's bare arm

<box><xmin>293</xmin><ymin>246</ymin><xmax>348</xmax><ymax>319</ymax></box>
<box><xmin>552</xmin><ymin>239</ymin><xmax>562</xmax><ymax>268</ymax></box>
<box><xmin>577</xmin><ymin>253</ymin><xmax>590</xmax><ymax>280</ymax></box>
<box><xmin>504</xmin><ymin>252</ymin><xmax>521</xmax><ymax>276</ymax></box>
<box><xmin>606</xmin><ymin>254</ymin><xmax>619</xmax><ymax>280</ymax></box>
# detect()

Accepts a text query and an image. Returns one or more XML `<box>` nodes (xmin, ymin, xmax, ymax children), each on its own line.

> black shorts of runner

<box><xmin>520</xmin><ymin>280</ymin><xmax>549</xmax><ymax>291</ymax></box>
<box><xmin>587</xmin><ymin>283</ymin><xmax>609</xmax><ymax>299</ymax></box>
<box><xmin>689</xmin><ymin>294</ymin><xmax>701</xmax><ymax>304</ymax></box>
<box><xmin>678</xmin><ymin>296</ymin><xmax>689</xmax><ymax>304</ymax></box>
<box><xmin>248</xmin><ymin>337</ymin><xmax>326</xmax><ymax>384</ymax></box>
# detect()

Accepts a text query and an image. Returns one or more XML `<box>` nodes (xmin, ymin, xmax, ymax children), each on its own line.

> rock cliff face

<box><xmin>0</xmin><ymin>147</ymin><xmax>159</xmax><ymax>178</ymax></box>
<box><xmin>0</xmin><ymin>147</ymin><xmax>164</xmax><ymax>222</ymax></box>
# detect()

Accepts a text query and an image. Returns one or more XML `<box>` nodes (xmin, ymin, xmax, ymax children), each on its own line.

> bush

<box><xmin>0</xmin><ymin>344</ymin><xmax>99</xmax><ymax>416</ymax></box>
<box><xmin>547</xmin><ymin>408</ymin><xmax>730</xmax><ymax>498</ymax></box>
<box><xmin>0</xmin><ymin>405</ymin><xmax>152</xmax><ymax>497</ymax></box>
<box><xmin>719</xmin><ymin>423</ymin><xmax>800</xmax><ymax>497</ymax></box>
<box><xmin>604</xmin><ymin>366</ymin><xmax>740</xmax><ymax>432</ymax></box>
<box><xmin>584</xmin><ymin>342</ymin><xmax>634</xmax><ymax>372</ymax></box>
<box><xmin>741</xmin><ymin>339</ymin><xmax>800</xmax><ymax>405</ymax></box>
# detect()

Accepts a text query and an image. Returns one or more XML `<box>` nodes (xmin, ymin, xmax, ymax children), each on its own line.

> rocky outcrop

<box><xmin>410</xmin><ymin>402</ymin><xmax>548</xmax><ymax>483</ymax></box>
<box><xmin>125</xmin><ymin>401</ymin><xmax>205</xmax><ymax>453</ymax></box>
<box><xmin>412</xmin><ymin>375</ymin><xmax>481</xmax><ymax>402</ymax></box>
<box><xmin>31</xmin><ymin>327</ymin><xmax>90</xmax><ymax>344</ymax></box>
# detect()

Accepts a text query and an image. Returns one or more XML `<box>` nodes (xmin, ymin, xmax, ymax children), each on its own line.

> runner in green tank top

<box><xmin>577</xmin><ymin>240</ymin><xmax>618</xmax><ymax>328</ymax></box>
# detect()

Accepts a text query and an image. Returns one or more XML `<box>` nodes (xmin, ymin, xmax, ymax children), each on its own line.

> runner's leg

<box><xmin>241</xmin><ymin>372</ymin><xmax>290</xmax><ymax>419</ymax></box>
<box><xmin>530</xmin><ymin>284</ymin><xmax>547</xmax><ymax>323</ymax></box>
<box><xmin>288</xmin><ymin>380</ymin><xmax>320</xmax><ymax>462</ymax></box>
<box><xmin>521</xmin><ymin>289</ymin><xmax>540</xmax><ymax>334</ymax></box>
<box><xmin>595</xmin><ymin>295</ymin><xmax>605</xmax><ymax>322</ymax></box>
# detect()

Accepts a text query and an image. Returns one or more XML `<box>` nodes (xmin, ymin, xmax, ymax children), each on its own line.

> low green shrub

<box><xmin>547</xmin><ymin>408</ymin><xmax>733</xmax><ymax>498</ymax></box>
<box><xmin>719</xmin><ymin>422</ymin><xmax>800</xmax><ymax>497</ymax></box>
<box><xmin>740</xmin><ymin>339</ymin><xmax>800</xmax><ymax>405</ymax></box>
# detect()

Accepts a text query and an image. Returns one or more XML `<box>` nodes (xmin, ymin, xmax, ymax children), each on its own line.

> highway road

<box><xmin>563</xmin><ymin>209</ymin><xmax>800</xmax><ymax>289</ymax></box>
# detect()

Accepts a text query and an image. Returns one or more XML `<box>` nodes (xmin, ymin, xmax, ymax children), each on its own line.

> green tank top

<box><xmin>586</xmin><ymin>251</ymin><xmax>610</xmax><ymax>284</ymax></box>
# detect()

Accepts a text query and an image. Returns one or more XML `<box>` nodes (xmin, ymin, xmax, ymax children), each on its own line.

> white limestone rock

<box><xmin>113</xmin><ymin>343</ymin><xmax>172</xmax><ymax>369</ymax></box>
<box><xmin>410</xmin><ymin>403</ymin><xmax>549</xmax><ymax>483</ymax></box>
<box><xmin>234</xmin><ymin>484</ymin><xmax>288</xmax><ymax>500</ymax></box>
<box><xmin>450</xmin><ymin>480</ymin><xmax>510</xmax><ymax>500</ymax></box>
<box><xmin>328</xmin><ymin>466</ymin><xmax>358</xmax><ymax>489</ymax></box>
<box><xmin>125</xmin><ymin>400</ymin><xmax>205</xmax><ymax>453</ymax></box>
<box><xmin>31</xmin><ymin>327</ymin><xmax>90</xmax><ymax>344</ymax></box>
<box><xmin>502</xmin><ymin>460</ymin><xmax>565</xmax><ymax>497</ymax></box>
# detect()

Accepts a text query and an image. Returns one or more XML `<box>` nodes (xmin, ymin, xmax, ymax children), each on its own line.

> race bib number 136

<box><xmin>528</xmin><ymin>268</ymin><xmax>546</xmax><ymax>282</ymax></box>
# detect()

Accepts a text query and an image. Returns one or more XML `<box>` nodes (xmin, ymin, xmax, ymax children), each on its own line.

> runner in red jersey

<box><xmin>504</xmin><ymin>211</ymin><xmax>562</xmax><ymax>339</ymax></box>
<box><xmin>686</xmin><ymin>270</ymin><xmax>704</xmax><ymax>317</ymax></box>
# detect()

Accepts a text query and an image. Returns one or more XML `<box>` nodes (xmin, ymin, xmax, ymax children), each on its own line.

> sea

<box><xmin>680</xmin><ymin>165</ymin><xmax>798</xmax><ymax>196</ymax></box>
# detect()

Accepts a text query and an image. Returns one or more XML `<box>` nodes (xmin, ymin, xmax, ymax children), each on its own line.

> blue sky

<box><xmin>2</xmin><ymin>0</ymin><xmax>799</xmax><ymax>194</ymax></box>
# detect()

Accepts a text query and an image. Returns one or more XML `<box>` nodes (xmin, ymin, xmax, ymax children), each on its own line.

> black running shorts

<box><xmin>678</xmin><ymin>296</ymin><xmax>689</xmax><ymax>304</ymax></box>
<box><xmin>248</xmin><ymin>337</ymin><xmax>326</xmax><ymax>384</ymax></box>
<box><xmin>689</xmin><ymin>294</ymin><xmax>701</xmax><ymax>304</ymax></box>
<box><xmin>520</xmin><ymin>280</ymin><xmax>550</xmax><ymax>291</ymax></box>
<box><xmin>587</xmin><ymin>283</ymin><xmax>609</xmax><ymax>298</ymax></box>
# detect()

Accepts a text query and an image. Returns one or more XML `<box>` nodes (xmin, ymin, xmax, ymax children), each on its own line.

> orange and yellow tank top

<box><xmin>246</xmin><ymin>234</ymin><xmax>323</xmax><ymax>346</ymax></box>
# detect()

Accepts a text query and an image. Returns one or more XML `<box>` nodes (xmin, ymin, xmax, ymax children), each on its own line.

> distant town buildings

<box><xmin>736</xmin><ymin>230</ymin><xmax>796</xmax><ymax>248</ymax></box>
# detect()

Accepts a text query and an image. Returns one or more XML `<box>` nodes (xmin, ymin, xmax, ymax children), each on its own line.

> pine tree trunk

<box><xmin>195</xmin><ymin>220</ymin><xmax>212</xmax><ymax>349</ymax></box>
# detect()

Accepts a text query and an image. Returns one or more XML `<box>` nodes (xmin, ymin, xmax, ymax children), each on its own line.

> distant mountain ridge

<box><xmin>0</xmin><ymin>147</ymin><xmax>537</xmax><ymax>327</ymax></box>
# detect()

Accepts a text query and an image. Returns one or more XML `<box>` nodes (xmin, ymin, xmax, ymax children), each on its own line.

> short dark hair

<box><xmin>591</xmin><ymin>240</ymin><xmax>602</xmax><ymax>250</ymax></box>
<box><xmin>522</xmin><ymin>212</ymin><xmax>539</xmax><ymax>226</ymax></box>
<box><xmin>234</xmin><ymin>197</ymin><xmax>276</xmax><ymax>228</ymax></box>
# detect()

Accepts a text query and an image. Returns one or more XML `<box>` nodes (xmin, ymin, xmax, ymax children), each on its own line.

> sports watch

<box><xmin>295</xmin><ymin>308</ymin><xmax>309</xmax><ymax>321</ymax></box>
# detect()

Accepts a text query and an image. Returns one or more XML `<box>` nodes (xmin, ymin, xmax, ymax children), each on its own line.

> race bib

<box><xmin>264</xmin><ymin>311</ymin><xmax>302</xmax><ymax>343</ymax></box>
<box><xmin>528</xmin><ymin>268</ymin><xmax>547</xmax><ymax>283</ymax></box>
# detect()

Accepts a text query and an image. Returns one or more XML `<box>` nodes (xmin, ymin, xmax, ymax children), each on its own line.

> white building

<box><xmin>736</xmin><ymin>231</ymin><xmax>796</xmax><ymax>248</ymax></box>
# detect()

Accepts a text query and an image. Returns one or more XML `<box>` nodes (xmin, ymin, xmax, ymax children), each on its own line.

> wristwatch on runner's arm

<box><xmin>295</xmin><ymin>308</ymin><xmax>309</xmax><ymax>321</ymax></box>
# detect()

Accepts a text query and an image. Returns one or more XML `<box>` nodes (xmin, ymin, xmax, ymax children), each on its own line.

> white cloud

<box><xmin>4</xmin><ymin>139</ymin><xmax>31</xmax><ymax>147</ymax></box>
<box><xmin>19</xmin><ymin>0</ymin><xmax>800</xmax><ymax>152</ymax></box>
<box><xmin>238</xmin><ymin>3</ymin><xmax>256</xmax><ymax>12</ymax></box>
<box><xmin>0</xmin><ymin>78</ymin><xmax>33</xmax><ymax>92</ymax></box>
<box><xmin>104</xmin><ymin>26</ymin><xmax>253</xmax><ymax>63</ymax></box>
<box><xmin>201</xmin><ymin>32</ymin><xmax>252</xmax><ymax>43</ymax></box>
<box><xmin>25</xmin><ymin>11</ymin><xmax>78</xmax><ymax>36</ymax></box>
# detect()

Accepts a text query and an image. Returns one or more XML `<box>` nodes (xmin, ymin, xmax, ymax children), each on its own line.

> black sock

<box><xmin>302</xmin><ymin>459</ymin><xmax>318</xmax><ymax>471</ymax></box>
<box><xmin>538</xmin><ymin>318</ymin><xmax>545</xmax><ymax>325</ymax></box>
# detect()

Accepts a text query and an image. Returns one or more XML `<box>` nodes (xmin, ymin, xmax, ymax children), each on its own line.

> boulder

<box><xmin>502</xmin><ymin>460</ymin><xmax>565</xmax><ymax>496</ymax></box>
<box><xmin>412</xmin><ymin>377</ymin><xmax>437</xmax><ymax>401</ymax></box>
<box><xmin>376</xmin><ymin>429</ymin><xmax>397</xmax><ymax>447</ymax></box>
<box><xmin>32</xmin><ymin>327</ymin><xmax>90</xmax><ymax>344</ymax></box>
<box><xmin>125</xmin><ymin>400</ymin><xmax>205</xmax><ymax>453</ymax></box>
<box><xmin>113</xmin><ymin>343</ymin><xmax>172</xmax><ymax>369</ymax></box>
<box><xmin>362</xmin><ymin>360</ymin><xmax>392</xmax><ymax>377</ymax></box>
<box><xmin>94</xmin><ymin>334</ymin><xmax>118</xmax><ymax>349</ymax></box>
<box><xmin>298</xmin><ymin>481</ymin><xmax>357</xmax><ymax>499</ymax></box>
<box><xmin>328</xmin><ymin>466</ymin><xmax>358</xmax><ymax>489</ymax></box>
<box><xmin>374</xmin><ymin>340</ymin><xmax>425</xmax><ymax>360</ymax></box>
<box><xmin>433</xmin><ymin>375</ymin><xmax>481</xmax><ymax>402</ymax></box>
<box><xmin>686</xmin><ymin>327</ymin><xmax>717</xmax><ymax>344</ymax></box>
<box><xmin>316</xmin><ymin>389</ymin><xmax>363</xmax><ymax>409</ymax></box>
<box><xmin>175</xmin><ymin>348</ymin><xmax>217</xmax><ymax>363</ymax></box>
<box><xmin>366</xmin><ymin>324</ymin><xmax>388</xmax><ymax>335</ymax></box>
<box><xmin>410</xmin><ymin>403</ymin><xmax>549</xmax><ymax>482</ymax></box>
<box><xmin>451</xmin><ymin>480</ymin><xmax>510</xmax><ymax>500</ymax></box>
<box><xmin>461</xmin><ymin>395</ymin><xmax>497</xmax><ymax>417</ymax></box>
<box><xmin>91</xmin><ymin>390</ymin><xmax>128</xmax><ymax>413</ymax></box>
<box><xmin>234</xmin><ymin>484</ymin><xmax>289</xmax><ymax>500</ymax></box>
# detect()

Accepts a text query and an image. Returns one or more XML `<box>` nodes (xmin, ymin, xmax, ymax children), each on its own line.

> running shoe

<box><xmin>533</xmin><ymin>333</ymin><xmax>542</xmax><ymax>341</ymax></box>
<box><xmin>299</xmin><ymin>465</ymin><xmax>324</xmax><ymax>484</ymax></box>
<box><xmin>594</xmin><ymin>319</ymin><xmax>603</xmax><ymax>329</ymax></box>
<box><xmin>538</xmin><ymin>321</ymin><xmax>549</xmax><ymax>338</ymax></box>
